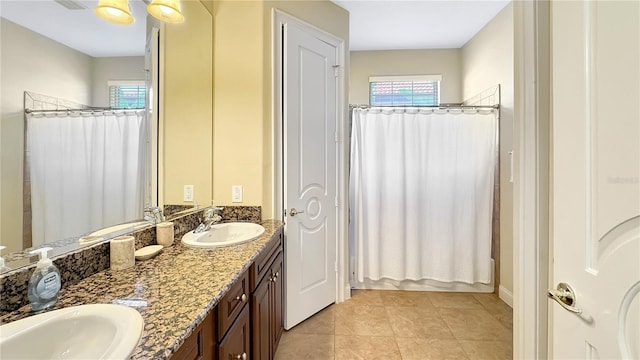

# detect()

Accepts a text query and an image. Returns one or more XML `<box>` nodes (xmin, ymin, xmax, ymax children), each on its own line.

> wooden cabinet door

<box><xmin>217</xmin><ymin>306</ymin><xmax>250</xmax><ymax>360</ymax></box>
<box><xmin>270</xmin><ymin>252</ymin><xmax>284</xmax><ymax>351</ymax></box>
<box><xmin>252</xmin><ymin>273</ymin><xmax>271</xmax><ymax>360</ymax></box>
<box><xmin>171</xmin><ymin>311</ymin><xmax>214</xmax><ymax>360</ymax></box>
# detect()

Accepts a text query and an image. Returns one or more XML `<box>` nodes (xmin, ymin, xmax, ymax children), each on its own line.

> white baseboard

<box><xmin>499</xmin><ymin>285</ymin><xmax>514</xmax><ymax>308</ymax></box>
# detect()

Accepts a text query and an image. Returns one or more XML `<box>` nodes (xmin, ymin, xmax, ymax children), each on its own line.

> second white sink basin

<box><xmin>0</xmin><ymin>304</ymin><xmax>143</xmax><ymax>360</ymax></box>
<box><xmin>181</xmin><ymin>222</ymin><xmax>265</xmax><ymax>248</ymax></box>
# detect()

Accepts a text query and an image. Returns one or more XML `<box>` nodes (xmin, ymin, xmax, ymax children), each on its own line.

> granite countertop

<box><xmin>0</xmin><ymin>220</ymin><xmax>284</xmax><ymax>359</ymax></box>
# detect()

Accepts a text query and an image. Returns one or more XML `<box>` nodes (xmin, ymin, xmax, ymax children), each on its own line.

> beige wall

<box><xmin>162</xmin><ymin>0</ymin><xmax>213</xmax><ymax>206</ymax></box>
<box><xmin>0</xmin><ymin>18</ymin><xmax>93</xmax><ymax>253</ymax></box>
<box><xmin>92</xmin><ymin>57</ymin><xmax>146</xmax><ymax>108</ymax></box>
<box><xmin>212</xmin><ymin>0</ymin><xmax>349</xmax><ymax>218</ymax></box>
<box><xmin>462</xmin><ymin>2</ymin><xmax>514</xmax><ymax>296</ymax></box>
<box><xmin>350</xmin><ymin>49</ymin><xmax>462</xmax><ymax>104</ymax></box>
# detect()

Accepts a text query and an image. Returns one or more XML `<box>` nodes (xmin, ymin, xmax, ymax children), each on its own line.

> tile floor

<box><xmin>274</xmin><ymin>290</ymin><xmax>512</xmax><ymax>360</ymax></box>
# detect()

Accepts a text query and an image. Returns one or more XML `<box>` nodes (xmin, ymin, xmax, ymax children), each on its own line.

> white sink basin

<box><xmin>89</xmin><ymin>221</ymin><xmax>150</xmax><ymax>238</ymax></box>
<box><xmin>0</xmin><ymin>304</ymin><xmax>143</xmax><ymax>360</ymax></box>
<box><xmin>181</xmin><ymin>222</ymin><xmax>265</xmax><ymax>248</ymax></box>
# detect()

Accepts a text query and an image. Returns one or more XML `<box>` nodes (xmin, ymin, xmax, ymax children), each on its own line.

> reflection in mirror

<box><xmin>0</xmin><ymin>0</ymin><xmax>154</xmax><ymax>265</ymax></box>
<box><xmin>0</xmin><ymin>0</ymin><xmax>213</xmax><ymax>274</ymax></box>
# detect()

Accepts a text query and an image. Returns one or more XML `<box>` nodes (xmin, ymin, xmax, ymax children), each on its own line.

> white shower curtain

<box><xmin>28</xmin><ymin>110</ymin><xmax>146</xmax><ymax>246</ymax></box>
<box><xmin>350</xmin><ymin>108</ymin><xmax>497</xmax><ymax>284</ymax></box>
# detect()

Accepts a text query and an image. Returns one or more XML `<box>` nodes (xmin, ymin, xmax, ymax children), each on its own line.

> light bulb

<box><xmin>107</xmin><ymin>7</ymin><xmax>124</xmax><ymax>17</ymax></box>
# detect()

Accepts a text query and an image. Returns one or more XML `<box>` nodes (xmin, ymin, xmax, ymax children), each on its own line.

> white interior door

<box><xmin>550</xmin><ymin>1</ymin><xmax>640</xmax><ymax>358</ymax></box>
<box><xmin>283</xmin><ymin>22</ymin><xmax>338</xmax><ymax>330</ymax></box>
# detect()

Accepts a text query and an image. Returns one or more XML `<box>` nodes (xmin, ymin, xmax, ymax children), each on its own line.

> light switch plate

<box><xmin>183</xmin><ymin>185</ymin><xmax>194</xmax><ymax>202</ymax></box>
<box><xmin>231</xmin><ymin>185</ymin><xmax>243</xmax><ymax>203</ymax></box>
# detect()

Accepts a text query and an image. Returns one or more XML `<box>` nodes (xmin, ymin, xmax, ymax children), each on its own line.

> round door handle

<box><xmin>289</xmin><ymin>208</ymin><xmax>304</xmax><ymax>217</ymax></box>
<box><xmin>235</xmin><ymin>293</ymin><xmax>247</xmax><ymax>302</ymax></box>
<box><xmin>235</xmin><ymin>353</ymin><xmax>247</xmax><ymax>360</ymax></box>
<box><xmin>548</xmin><ymin>282</ymin><xmax>582</xmax><ymax>314</ymax></box>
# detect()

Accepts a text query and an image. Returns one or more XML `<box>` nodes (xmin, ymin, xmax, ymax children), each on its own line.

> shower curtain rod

<box><xmin>349</xmin><ymin>104</ymin><xmax>499</xmax><ymax>109</ymax></box>
<box><xmin>25</xmin><ymin>107</ymin><xmax>145</xmax><ymax>114</ymax></box>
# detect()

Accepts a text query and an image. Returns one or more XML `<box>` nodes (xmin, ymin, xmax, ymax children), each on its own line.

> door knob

<box><xmin>289</xmin><ymin>208</ymin><xmax>304</xmax><ymax>217</ymax></box>
<box><xmin>548</xmin><ymin>282</ymin><xmax>582</xmax><ymax>314</ymax></box>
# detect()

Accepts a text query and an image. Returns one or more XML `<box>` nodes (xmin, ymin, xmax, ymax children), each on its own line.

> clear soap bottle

<box><xmin>27</xmin><ymin>247</ymin><xmax>61</xmax><ymax>311</ymax></box>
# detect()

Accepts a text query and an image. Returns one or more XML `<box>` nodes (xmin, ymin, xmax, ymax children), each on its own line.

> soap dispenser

<box><xmin>27</xmin><ymin>247</ymin><xmax>61</xmax><ymax>311</ymax></box>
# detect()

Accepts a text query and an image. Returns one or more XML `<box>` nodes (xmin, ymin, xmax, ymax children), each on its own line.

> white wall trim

<box><xmin>499</xmin><ymin>285</ymin><xmax>514</xmax><ymax>308</ymax></box>
<box><xmin>513</xmin><ymin>1</ymin><xmax>550</xmax><ymax>359</ymax></box>
<box><xmin>272</xmin><ymin>9</ymin><xmax>350</xmax><ymax>304</ymax></box>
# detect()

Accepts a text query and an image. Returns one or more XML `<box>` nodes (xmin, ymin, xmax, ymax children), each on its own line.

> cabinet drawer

<box><xmin>250</xmin><ymin>229</ymin><xmax>283</xmax><ymax>291</ymax></box>
<box><xmin>217</xmin><ymin>270</ymin><xmax>249</xmax><ymax>340</ymax></box>
<box><xmin>217</xmin><ymin>305</ymin><xmax>251</xmax><ymax>360</ymax></box>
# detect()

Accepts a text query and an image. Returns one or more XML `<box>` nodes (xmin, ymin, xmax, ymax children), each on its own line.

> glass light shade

<box><xmin>147</xmin><ymin>0</ymin><xmax>185</xmax><ymax>23</ymax></box>
<box><xmin>94</xmin><ymin>0</ymin><xmax>134</xmax><ymax>25</ymax></box>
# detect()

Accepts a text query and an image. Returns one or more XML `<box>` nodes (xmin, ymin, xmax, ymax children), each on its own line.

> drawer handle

<box><xmin>234</xmin><ymin>352</ymin><xmax>247</xmax><ymax>360</ymax></box>
<box><xmin>235</xmin><ymin>293</ymin><xmax>247</xmax><ymax>302</ymax></box>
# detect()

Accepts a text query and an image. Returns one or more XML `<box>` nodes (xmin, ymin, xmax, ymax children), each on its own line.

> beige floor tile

<box><xmin>472</xmin><ymin>293</ymin><xmax>513</xmax><ymax>330</ymax></box>
<box><xmin>380</xmin><ymin>290</ymin><xmax>434</xmax><ymax>308</ymax></box>
<box><xmin>335</xmin><ymin>335</ymin><xmax>401</xmax><ymax>360</ymax></box>
<box><xmin>459</xmin><ymin>340</ymin><xmax>513</xmax><ymax>360</ymax></box>
<box><xmin>385</xmin><ymin>306</ymin><xmax>454</xmax><ymax>339</ymax></box>
<box><xmin>274</xmin><ymin>332</ymin><xmax>334</xmax><ymax>360</ymax></box>
<box><xmin>347</xmin><ymin>289</ymin><xmax>384</xmax><ymax>306</ymax></box>
<box><xmin>289</xmin><ymin>305</ymin><xmax>335</xmax><ymax>335</ymax></box>
<box><xmin>438</xmin><ymin>308</ymin><xmax>511</xmax><ymax>341</ymax></box>
<box><xmin>428</xmin><ymin>292</ymin><xmax>484</xmax><ymax>309</ymax></box>
<box><xmin>396</xmin><ymin>337</ymin><xmax>470</xmax><ymax>360</ymax></box>
<box><xmin>334</xmin><ymin>304</ymin><xmax>394</xmax><ymax>336</ymax></box>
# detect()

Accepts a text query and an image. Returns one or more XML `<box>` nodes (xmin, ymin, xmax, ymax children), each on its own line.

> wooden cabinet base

<box><xmin>218</xmin><ymin>306</ymin><xmax>251</xmax><ymax>360</ymax></box>
<box><xmin>171</xmin><ymin>312</ymin><xmax>214</xmax><ymax>360</ymax></box>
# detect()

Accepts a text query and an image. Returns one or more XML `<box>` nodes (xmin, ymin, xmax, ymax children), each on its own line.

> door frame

<box><xmin>271</xmin><ymin>9</ymin><xmax>350</xmax><ymax>303</ymax></box>
<box><xmin>513</xmin><ymin>1</ymin><xmax>550</xmax><ymax>359</ymax></box>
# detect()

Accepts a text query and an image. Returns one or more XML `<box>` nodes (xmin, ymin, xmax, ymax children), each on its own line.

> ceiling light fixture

<box><xmin>94</xmin><ymin>0</ymin><xmax>134</xmax><ymax>25</ymax></box>
<box><xmin>95</xmin><ymin>0</ymin><xmax>185</xmax><ymax>25</ymax></box>
<box><xmin>147</xmin><ymin>0</ymin><xmax>185</xmax><ymax>23</ymax></box>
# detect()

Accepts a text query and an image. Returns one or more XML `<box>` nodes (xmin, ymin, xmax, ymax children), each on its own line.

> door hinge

<box><xmin>332</xmin><ymin>65</ymin><xmax>342</xmax><ymax>77</ymax></box>
<box><xmin>335</xmin><ymin>197</ymin><xmax>339</xmax><ymax>207</ymax></box>
<box><xmin>334</xmin><ymin>261</ymin><xmax>338</xmax><ymax>272</ymax></box>
<box><xmin>334</xmin><ymin>131</ymin><xmax>340</xmax><ymax>143</ymax></box>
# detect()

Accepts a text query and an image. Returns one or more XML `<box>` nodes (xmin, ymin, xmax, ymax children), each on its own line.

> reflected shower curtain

<box><xmin>349</xmin><ymin>108</ymin><xmax>497</xmax><ymax>284</ymax></box>
<box><xmin>28</xmin><ymin>110</ymin><xmax>146</xmax><ymax>246</ymax></box>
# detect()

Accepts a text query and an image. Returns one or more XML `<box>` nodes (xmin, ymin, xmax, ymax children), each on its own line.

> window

<box><xmin>369</xmin><ymin>75</ymin><xmax>441</xmax><ymax>106</ymax></box>
<box><xmin>108</xmin><ymin>81</ymin><xmax>146</xmax><ymax>109</ymax></box>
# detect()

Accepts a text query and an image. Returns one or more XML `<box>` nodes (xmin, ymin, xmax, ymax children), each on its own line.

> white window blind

<box><xmin>108</xmin><ymin>81</ymin><xmax>146</xmax><ymax>109</ymax></box>
<box><xmin>369</xmin><ymin>75</ymin><xmax>441</xmax><ymax>106</ymax></box>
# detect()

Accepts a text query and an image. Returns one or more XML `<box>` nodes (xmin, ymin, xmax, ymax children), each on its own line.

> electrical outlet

<box><xmin>183</xmin><ymin>185</ymin><xmax>194</xmax><ymax>202</ymax></box>
<box><xmin>231</xmin><ymin>185</ymin><xmax>243</xmax><ymax>203</ymax></box>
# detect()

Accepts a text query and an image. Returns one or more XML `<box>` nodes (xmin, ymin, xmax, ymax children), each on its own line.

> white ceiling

<box><xmin>0</xmin><ymin>0</ymin><xmax>147</xmax><ymax>57</ymax></box>
<box><xmin>0</xmin><ymin>0</ymin><xmax>510</xmax><ymax>57</ymax></box>
<box><xmin>332</xmin><ymin>0</ymin><xmax>511</xmax><ymax>50</ymax></box>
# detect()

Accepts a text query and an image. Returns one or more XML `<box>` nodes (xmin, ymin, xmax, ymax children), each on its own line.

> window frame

<box><xmin>368</xmin><ymin>74</ymin><xmax>442</xmax><ymax>107</ymax></box>
<box><xmin>108</xmin><ymin>80</ymin><xmax>146</xmax><ymax>109</ymax></box>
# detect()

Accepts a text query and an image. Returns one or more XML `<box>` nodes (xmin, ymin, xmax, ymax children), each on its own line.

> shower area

<box><xmin>22</xmin><ymin>91</ymin><xmax>149</xmax><ymax>248</ymax></box>
<box><xmin>348</xmin><ymin>86</ymin><xmax>501</xmax><ymax>293</ymax></box>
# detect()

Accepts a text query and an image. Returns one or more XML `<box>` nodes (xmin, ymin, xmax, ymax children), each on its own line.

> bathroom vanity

<box><xmin>172</xmin><ymin>228</ymin><xmax>283</xmax><ymax>360</ymax></box>
<box><xmin>0</xmin><ymin>220</ymin><xmax>284</xmax><ymax>360</ymax></box>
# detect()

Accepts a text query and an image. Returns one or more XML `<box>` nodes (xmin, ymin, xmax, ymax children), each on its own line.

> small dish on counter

<box><xmin>134</xmin><ymin>245</ymin><xmax>163</xmax><ymax>261</ymax></box>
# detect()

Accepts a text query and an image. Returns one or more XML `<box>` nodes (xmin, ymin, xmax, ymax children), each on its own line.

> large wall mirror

<box><xmin>0</xmin><ymin>0</ymin><xmax>213</xmax><ymax>271</ymax></box>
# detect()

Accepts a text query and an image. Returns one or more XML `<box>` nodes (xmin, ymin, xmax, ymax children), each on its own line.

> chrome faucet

<box><xmin>144</xmin><ymin>206</ymin><xmax>165</xmax><ymax>224</ymax></box>
<box><xmin>193</xmin><ymin>206</ymin><xmax>224</xmax><ymax>233</ymax></box>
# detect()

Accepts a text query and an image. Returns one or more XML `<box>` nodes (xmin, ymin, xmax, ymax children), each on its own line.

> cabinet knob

<box><xmin>235</xmin><ymin>293</ymin><xmax>247</xmax><ymax>302</ymax></box>
<box><xmin>235</xmin><ymin>352</ymin><xmax>247</xmax><ymax>360</ymax></box>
